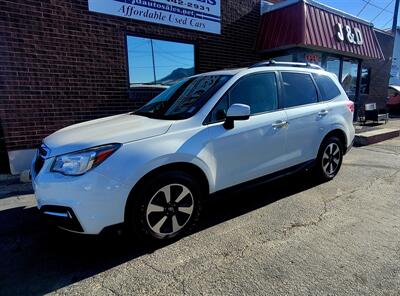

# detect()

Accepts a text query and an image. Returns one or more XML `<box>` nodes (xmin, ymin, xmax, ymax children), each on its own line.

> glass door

<box><xmin>341</xmin><ymin>59</ymin><xmax>359</xmax><ymax>101</ymax></box>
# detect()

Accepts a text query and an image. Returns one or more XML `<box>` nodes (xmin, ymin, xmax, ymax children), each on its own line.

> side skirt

<box><xmin>210</xmin><ymin>159</ymin><xmax>316</xmax><ymax>197</ymax></box>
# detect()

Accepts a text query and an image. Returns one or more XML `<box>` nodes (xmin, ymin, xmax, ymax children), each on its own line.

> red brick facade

<box><xmin>1</xmin><ymin>0</ymin><xmax>262</xmax><ymax>153</ymax></box>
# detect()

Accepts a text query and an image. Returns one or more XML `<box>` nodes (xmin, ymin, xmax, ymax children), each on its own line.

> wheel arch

<box><xmin>124</xmin><ymin>162</ymin><xmax>210</xmax><ymax>222</ymax></box>
<box><xmin>321</xmin><ymin>128</ymin><xmax>348</xmax><ymax>154</ymax></box>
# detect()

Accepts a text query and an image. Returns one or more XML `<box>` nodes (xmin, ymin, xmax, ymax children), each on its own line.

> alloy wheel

<box><xmin>322</xmin><ymin>143</ymin><xmax>341</xmax><ymax>176</ymax></box>
<box><xmin>145</xmin><ymin>183</ymin><xmax>194</xmax><ymax>237</ymax></box>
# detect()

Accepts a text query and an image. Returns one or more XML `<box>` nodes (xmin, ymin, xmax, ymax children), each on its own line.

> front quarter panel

<box><xmin>94</xmin><ymin>125</ymin><xmax>215</xmax><ymax>195</ymax></box>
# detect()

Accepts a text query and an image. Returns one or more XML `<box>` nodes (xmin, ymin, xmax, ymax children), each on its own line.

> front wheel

<box><xmin>314</xmin><ymin>136</ymin><xmax>343</xmax><ymax>181</ymax></box>
<box><xmin>127</xmin><ymin>171</ymin><xmax>203</xmax><ymax>242</ymax></box>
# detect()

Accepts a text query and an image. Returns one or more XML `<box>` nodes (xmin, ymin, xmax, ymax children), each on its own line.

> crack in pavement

<box><xmin>142</xmin><ymin>260</ymin><xmax>187</xmax><ymax>296</ymax></box>
<box><xmin>282</xmin><ymin>167</ymin><xmax>400</xmax><ymax>237</ymax></box>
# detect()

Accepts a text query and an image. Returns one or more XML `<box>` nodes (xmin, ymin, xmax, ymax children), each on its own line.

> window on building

<box><xmin>127</xmin><ymin>36</ymin><xmax>195</xmax><ymax>87</ymax></box>
<box><xmin>281</xmin><ymin>72</ymin><xmax>318</xmax><ymax>108</ymax></box>
<box><xmin>312</xmin><ymin>74</ymin><xmax>341</xmax><ymax>101</ymax></box>
<box><xmin>325</xmin><ymin>56</ymin><xmax>340</xmax><ymax>79</ymax></box>
<box><xmin>300</xmin><ymin>52</ymin><xmax>322</xmax><ymax>66</ymax></box>
<box><xmin>360</xmin><ymin>67</ymin><xmax>370</xmax><ymax>94</ymax></box>
<box><xmin>341</xmin><ymin>59</ymin><xmax>359</xmax><ymax>100</ymax></box>
<box><xmin>272</xmin><ymin>54</ymin><xmax>294</xmax><ymax>62</ymax></box>
<box><xmin>228</xmin><ymin>73</ymin><xmax>278</xmax><ymax>115</ymax></box>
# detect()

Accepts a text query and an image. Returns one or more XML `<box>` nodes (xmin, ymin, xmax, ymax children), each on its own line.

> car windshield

<box><xmin>134</xmin><ymin>75</ymin><xmax>232</xmax><ymax>120</ymax></box>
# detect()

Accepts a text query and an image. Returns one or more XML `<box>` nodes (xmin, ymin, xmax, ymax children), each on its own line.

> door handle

<box><xmin>272</xmin><ymin>120</ymin><xmax>288</xmax><ymax>128</ymax></box>
<box><xmin>318</xmin><ymin>110</ymin><xmax>329</xmax><ymax>117</ymax></box>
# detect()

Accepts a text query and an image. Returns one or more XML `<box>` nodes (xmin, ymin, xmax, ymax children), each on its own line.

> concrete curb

<box><xmin>354</xmin><ymin>128</ymin><xmax>400</xmax><ymax>146</ymax></box>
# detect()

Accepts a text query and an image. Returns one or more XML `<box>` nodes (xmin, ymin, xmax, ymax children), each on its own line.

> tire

<box><xmin>127</xmin><ymin>170</ymin><xmax>203</xmax><ymax>242</ymax></box>
<box><xmin>314</xmin><ymin>136</ymin><xmax>343</xmax><ymax>181</ymax></box>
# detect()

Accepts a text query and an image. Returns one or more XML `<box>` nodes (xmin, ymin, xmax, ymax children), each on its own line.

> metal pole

<box><xmin>150</xmin><ymin>39</ymin><xmax>157</xmax><ymax>84</ymax></box>
<box><xmin>393</xmin><ymin>0</ymin><xmax>400</xmax><ymax>34</ymax></box>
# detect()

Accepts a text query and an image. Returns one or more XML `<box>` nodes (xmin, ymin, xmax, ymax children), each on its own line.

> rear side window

<box><xmin>312</xmin><ymin>74</ymin><xmax>341</xmax><ymax>101</ymax></box>
<box><xmin>281</xmin><ymin>72</ymin><xmax>318</xmax><ymax>108</ymax></box>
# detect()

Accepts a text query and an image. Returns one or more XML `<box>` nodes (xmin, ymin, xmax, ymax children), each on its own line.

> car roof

<box><xmin>193</xmin><ymin>68</ymin><xmax>246</xmax><ymax>77</ymax></box>
<box><xmin>194</xmin><ymin>65</ymin><xmax>327</xmax><ymax>78</ymax></box>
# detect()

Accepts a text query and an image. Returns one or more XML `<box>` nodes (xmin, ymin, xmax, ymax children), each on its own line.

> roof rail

<box><xmin>250</xmin><ymin>60</ymin><xmax>323</xmax><ymax>70</ymax></box>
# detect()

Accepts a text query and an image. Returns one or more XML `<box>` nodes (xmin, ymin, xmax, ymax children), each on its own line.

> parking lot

<box><xmin>1</xmin><ymin>138</ymin><xmax>400</xmax><ymax>295</ymax></box>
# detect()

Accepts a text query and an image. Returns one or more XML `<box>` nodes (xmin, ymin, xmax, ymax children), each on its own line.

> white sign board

<box><xmin>88</xmin><ymin>0</ymin><xmax>221</xmax><ymax>34</ymax></box>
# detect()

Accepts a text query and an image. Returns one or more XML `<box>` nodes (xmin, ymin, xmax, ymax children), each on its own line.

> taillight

<box><xmin>346</xmin><ymin>101</ymin><xmax>354</xmax><ymax>113</ymax></box>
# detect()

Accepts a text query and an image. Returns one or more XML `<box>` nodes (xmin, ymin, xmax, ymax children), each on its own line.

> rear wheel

<box><xmin>314</xmin><ymin>136</ymin><xmax>343</xmax><ymax>181</ymax></box>
<box><xmin>128</xmin><ymin>171</ymin><xmax>203</xmax><ymax>242</ymax></box>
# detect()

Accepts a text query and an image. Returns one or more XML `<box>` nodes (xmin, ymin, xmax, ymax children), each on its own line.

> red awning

<box><xmin>256</xmin><ymin>1</ymin><xmax>384</xmax><ymax>60</ymax></box>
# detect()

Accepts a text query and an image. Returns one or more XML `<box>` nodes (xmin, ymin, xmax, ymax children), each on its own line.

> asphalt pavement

<box><xmin>1</xmin><ymin>138</ymin><xmax>400</xmax><ymax>295</ymax></box>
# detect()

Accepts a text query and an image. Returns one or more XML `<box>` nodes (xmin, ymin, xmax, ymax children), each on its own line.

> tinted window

<box><xmin>360</xmin><ymin>67</ymin><xmax>370</xmax><ymax>95</ymax></box>
<box><xmin>281</xmin><ymin>72</ymin><xmax>318</xmax><ymax>108</ymax></box>
<box><xmin>229</xmin><ymin>73</ymin><xmax>278</xmax><ymax>115</ymax></box>
<box><xmin>209</xmin><ymin>95</ymin><xmax>229</xmax><ymax>122</ymax></box>
<box><xmin>312</xmin><ymin>74</ymin><xmax>341</xmax><ymax>101</ymax></box>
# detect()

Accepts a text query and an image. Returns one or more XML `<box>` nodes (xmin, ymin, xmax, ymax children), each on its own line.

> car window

<box><xmin>209</xmin><ymin>94</ymin><xmax>229</xmax><ymax>122</ymax></box>
<box><xmin>281</xmin><ymin>72</ymin><xmax>318</xmax><ymax>108</ymax></box>
<box><xmin>312</xmin><ymin>74</ymin><xmax>341</xmax><ymax>101</ymax></box>
<box><xmin>135</xmin><ymin>75</ymin><xmax>231</xmax><ymax>120</ymax></box>
<box><xmin>229</xmin><ymin>72</ymin><xmax>278</xmax><ymax>115</ymax></box>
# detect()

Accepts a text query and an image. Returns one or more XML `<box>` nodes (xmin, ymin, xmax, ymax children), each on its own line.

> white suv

<box><xmin>32</xmin><ymin>61</ymin><xmax>355</xmax><ymax>241</ymax></box>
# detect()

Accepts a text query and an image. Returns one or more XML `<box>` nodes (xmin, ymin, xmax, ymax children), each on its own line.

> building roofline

<box><xmin>375</xmin><ymin>27</ymin><xmax>395</xmax><ymax>36</ymax></box>
<box><xmin>261</xmin><ymin>0</ymin><xmax>373</xmax><ymax>27</ymax></box>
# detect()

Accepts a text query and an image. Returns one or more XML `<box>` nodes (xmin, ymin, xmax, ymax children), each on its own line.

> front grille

<box><xmin>34</xmin><ymin>155</ymin><xmax>45</xmax><ymax>175</ymax></box>
<box><xmin>34</xmin><ymin>144</ymin><xmax>49</xmax><ymax>175</ymax></box>
<box><xmin>39</xmin><ymin>144</ymin><xmax>48</xmax><ymax>157</ymax></box>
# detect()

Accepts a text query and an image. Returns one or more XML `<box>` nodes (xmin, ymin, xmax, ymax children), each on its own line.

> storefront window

<box><xmin>360</xmin><ymin>67</ymin><xmax>370</xmax><ymax>94</ymax></box>
<box><xmin>303</xmin><ymin>52</ymin><xmax>322</xmax><ymax>66</ymax></box>
<box><xmin>341</xmin><ymin>59</ymin><xmax>359</xmax><ymax>100</ymax></box>
<box><xmin>325</xmin><ymin>56</ymin><xmax>340</xmax><ymax>79</ymax></box>
<box><xmin>272</xmin><ymin>54</ymin><xmax>294</xmax><ymax>62</ymax></box>
<box><xmin>127</xmin><ymin>36</ymin><xmax>195</xmax><ymax>87</ymax></box>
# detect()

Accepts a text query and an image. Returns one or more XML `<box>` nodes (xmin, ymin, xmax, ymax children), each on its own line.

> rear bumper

<box><xmin>345</xmin><ymin>138</ymin><xmax>354</xmax><ymax>155</ymax></box>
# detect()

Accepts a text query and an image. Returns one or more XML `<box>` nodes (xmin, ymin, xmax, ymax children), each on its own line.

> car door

<box><xmin>205</xmin><ymin>72</ymin><xmax>288</xmax><ymax>191</ymax></box>
<box><xmin>280</xmin><ymin>71</ymin><xmax>329</xmax><ymax>167</ymax></box>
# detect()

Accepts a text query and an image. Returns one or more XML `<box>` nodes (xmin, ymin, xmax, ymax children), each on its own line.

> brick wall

<box><xmin>0</xmin><ymin>0</ymin><xmax>262</xmax><ymax>152</ymax></box>
<box><xmin>360</xmin><ymin>30</ymin><xmax>394</xmax><ymax>112</ymax></box>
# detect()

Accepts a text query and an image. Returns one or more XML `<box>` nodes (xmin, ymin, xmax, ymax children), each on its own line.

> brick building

<box><xmin>0</xmin><ymin>0</ymin><xmax>394</xmax><ymax>174</ymax></box>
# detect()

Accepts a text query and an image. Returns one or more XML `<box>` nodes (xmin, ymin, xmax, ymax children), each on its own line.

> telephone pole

<box><xmin>393</xmin><ymin>0</ymin><xmax>400</xmax><ymax>33</ymax></box>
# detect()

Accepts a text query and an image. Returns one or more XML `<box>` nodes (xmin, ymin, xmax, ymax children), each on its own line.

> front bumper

<box><xmin>39</xmin><ymin>205</ymin><xmax>83</xmax><ymax>232</ymax></box>
<box><xmin>32</xmin><ymin>156</ymin><xmax>131</xmax><ymax>234</ymax></box>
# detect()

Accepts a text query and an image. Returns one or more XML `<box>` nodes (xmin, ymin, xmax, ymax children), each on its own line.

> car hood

<box><xmin>43</xmin><ymin>113</ymin><xmax>174</xmax><ymax>157</ymax></box>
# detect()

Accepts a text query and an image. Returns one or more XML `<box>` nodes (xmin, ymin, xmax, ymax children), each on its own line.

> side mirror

<box><xmin>223</xmin><ymin>103</ymin><xmax>250</xmax><ymax>129</ymax></box>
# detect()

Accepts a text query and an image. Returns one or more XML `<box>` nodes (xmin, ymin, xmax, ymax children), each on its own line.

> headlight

<box><xmin>51</xmin><ymin>144</ymin><xmax>121</xmax><ymax>176</ymax></box>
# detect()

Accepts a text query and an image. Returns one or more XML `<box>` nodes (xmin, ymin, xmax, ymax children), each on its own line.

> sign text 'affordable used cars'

<box><xmin>88</xmin><ymin>0</ymin><xmax>221</xmax><ymax>34</ymax></box>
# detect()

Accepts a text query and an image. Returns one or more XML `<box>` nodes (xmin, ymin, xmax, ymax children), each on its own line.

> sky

<box><xmin>127</xmin><ymin>36</ymin><xmax>194</xmax><ymax>85</ymax></box>
<box><xmin>316</xmin><ymin>0</ymin><xmax>398</xmax><ymax>30</ymax></box>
